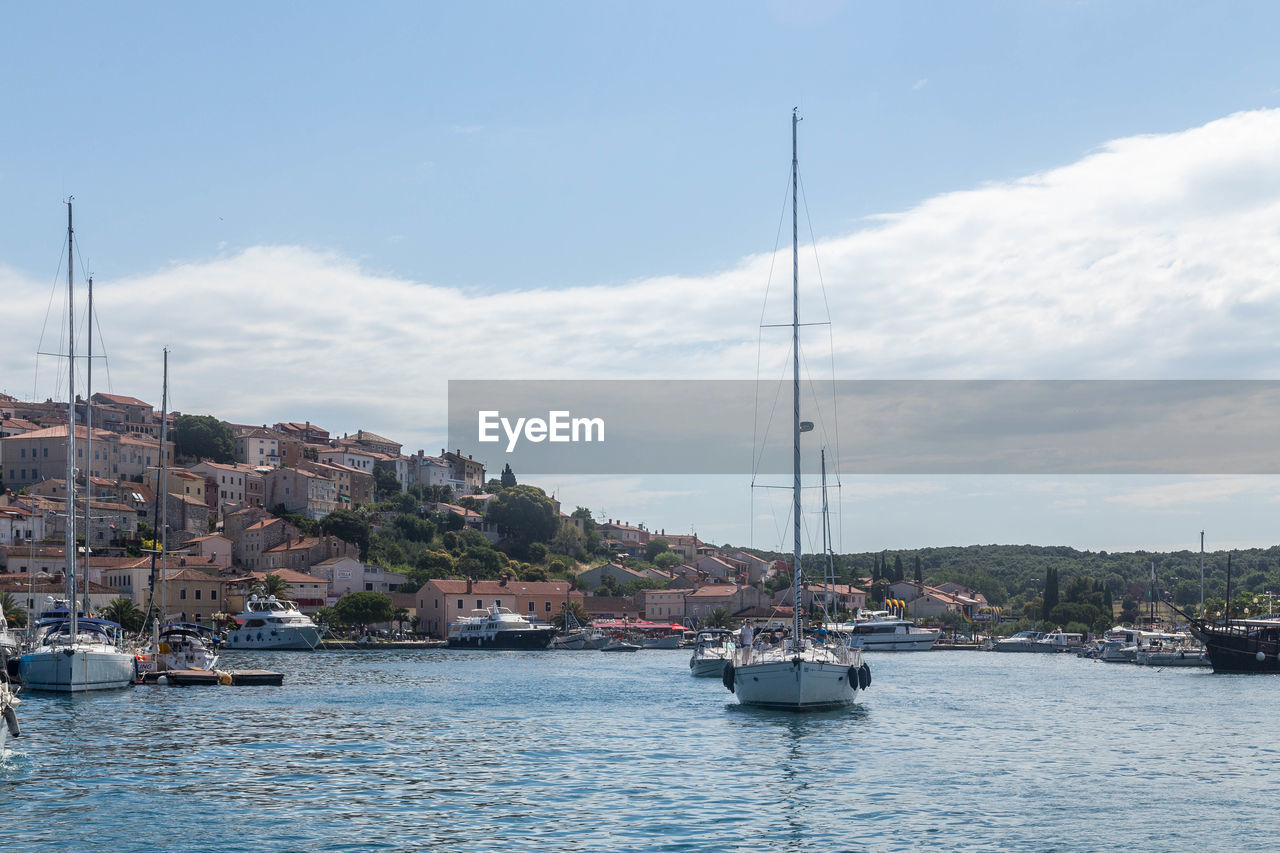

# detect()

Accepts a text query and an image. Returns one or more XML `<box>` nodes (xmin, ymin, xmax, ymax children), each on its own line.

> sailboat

<box><xmin>16</xmin><ymin>201</ymin><xmax>137</xmax><ymax>692</ymax></box>
<box><xmin>723</xmin><ymin>112</ymin><xmax>869</xmax><ymax>710</ymax></box>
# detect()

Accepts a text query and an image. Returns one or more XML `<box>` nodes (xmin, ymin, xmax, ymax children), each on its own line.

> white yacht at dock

<box><xmin>223</xmin><ymin>595</ymin><xmax>322</xmax><ymax>650</ymax></box>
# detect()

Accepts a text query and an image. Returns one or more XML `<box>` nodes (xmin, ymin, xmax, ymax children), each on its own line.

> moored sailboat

<box><xmin>724</xmin><ymin>112</ymin><xmax>868</xmax><ymax>710</ymax></box>
<box><xmin>16</xmin><ymin>202</ymin><xmax>136</xmax><ymax>693</ymax></box>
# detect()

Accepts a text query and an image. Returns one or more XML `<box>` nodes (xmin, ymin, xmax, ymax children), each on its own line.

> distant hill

<box><xmin>735</xmin><ymin>542</ymin><xmax>1280</xmax><ymax>613</ymax></box>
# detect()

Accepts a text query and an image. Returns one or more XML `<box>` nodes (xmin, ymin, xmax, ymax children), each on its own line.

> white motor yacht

<box><xmin>447</xmin><ymin>605</ymin><xmax>556</xmax><ymax>650</ymax></box>
<box><xmin>224</xmin><ymin>595</ymin><xmax>321</xmax><ymax>650</ymax></box>
<box><xmin>830</xmin><ymin>611</ymin><xmax>939</xmax><ymax>651</ymax></box>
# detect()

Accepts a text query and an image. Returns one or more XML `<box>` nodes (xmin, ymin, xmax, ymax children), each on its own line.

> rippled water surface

<box><xmin>3</xmin><ymin>649</ymin><xmax>1279</xmax><ymax>851</ymax></box>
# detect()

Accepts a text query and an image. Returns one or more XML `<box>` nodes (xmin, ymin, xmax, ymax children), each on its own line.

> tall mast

<box><xmin>65</xmin><ymin>199</ymin><xmax>78</xmax><ymax>639</ymax></box>
<box><xmin>792</xmin><ymin>108</ymin><xmax>802</xmax><ymax>645</ymax></box>
<box><xmin>1199</xmin><ymin>530</ymin><xmax>1205</xmax><ymax>616</ymax></box>
<box><xmin>158</xmin><ymin>347</ymin><xmax>169</xmax><ymax>620</ymax></box>
<box><xmin>821</xmin><ymin>448</ymin><xmax>835</xmax><ymax>621</ymax></box>
<box><xmin>83</xmin><ymin>274</ymin><xmax>94</xmax><ymax>613</ymax></box>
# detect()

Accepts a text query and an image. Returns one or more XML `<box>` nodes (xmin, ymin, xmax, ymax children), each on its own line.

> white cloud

<box><xmin>8</xmin><ymin>109</ymin><xmax>1280</xmax><ymax>467</ymax></box>
<box><xmin>912</xmin><ymin>78</ymin><xmax>928</xmax><ymax>91</ymax></box>
<box><xmin>1104</xmin><ymin>476</ymin><xmax>1280</xmax><ymax>508</ymax></box>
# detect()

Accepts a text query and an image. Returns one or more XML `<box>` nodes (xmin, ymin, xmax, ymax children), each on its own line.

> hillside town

<box><xmin>0</xmin><ymin>390</ymin><xmax>990</xmax><ymax>635</ymax></box>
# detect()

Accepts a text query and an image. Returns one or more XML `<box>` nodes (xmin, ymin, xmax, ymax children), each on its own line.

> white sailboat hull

<box><xmin>730</xmin><ymin>647</ymin><xmax>863</xmax><ymax>710</ymax></box>
<box><xmin>18</xmin><ymin>644</ymin><xmax>136</xmax><ymax>692</ymax></box>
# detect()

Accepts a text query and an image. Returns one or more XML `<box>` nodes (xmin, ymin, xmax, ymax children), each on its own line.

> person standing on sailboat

<box><xmin>739</xmin><ymin>620</ymin><xmax>753</xmax><ymax>649</ymax></box>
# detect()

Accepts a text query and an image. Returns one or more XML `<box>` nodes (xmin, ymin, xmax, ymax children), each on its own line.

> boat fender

<box><xmin>848</xmin><ymin>665</ymin><xmax>860</xmax><ymax>688</ymax></box>
<box><xmin>722</xmin><ymin>662</ymin><xmax>735</xmax><ymax>693</ymax></box>
<box><xmin>218</xmin><ymin>671</ymin><xmax>232</xmax><ymax>686</ymax></box>
<box><xmin>859</xmin><ymin>662</ymin><xmax>872</xmax><ymax>689</ymax></box>
<box><xmin>1257</xmin><ymin>651</ymin><xmax>1266</xmax><ymax>662</ymax></box>
<box><xmin>3</xmin><ymin>705</ymin><xmax>19</xmax><ymax>738</ymax></box>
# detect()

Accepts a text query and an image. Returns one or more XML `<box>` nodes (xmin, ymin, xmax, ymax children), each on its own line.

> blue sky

<box><xmin>5</xmin><ymin>2</ymin><xmax>1280</xmax><ymax>555</ymax></box>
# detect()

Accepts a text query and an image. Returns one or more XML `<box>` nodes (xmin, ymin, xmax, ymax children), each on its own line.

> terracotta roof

<box><xmin>93</xmin><ymin>393</ymin><xmax>150</xmax><ymax>407</ymax></box>
<box><xmin>425</xmin><ymin>579</ymin><xmax>574</xmax><ymax>595</ymax></box>
<box><xmin>5</xmin><ymin>424</ymin><xmax>113</xmax><ymax>441</ymax></box>
<box><xmin>687</xmin><ymin>584</ymin><xmax>739</xmax><ymax>598</ymax></box>
<box><xmin>227</xmin><ymin>569</ymin><xmax>329</xmax><ymax>584</ymax></box>
<box><xmin>265</xmin><ymin>537</ymin><xmax>323</xmax><ymax>553</ymax></box>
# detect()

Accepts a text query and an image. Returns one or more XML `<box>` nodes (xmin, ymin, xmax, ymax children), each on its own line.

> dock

<box><xmin>318</xmin><ymin>639</ymin><xmax>446</xmax><ymax>650</ymax></box>
<box><xmin>138</xmin><ymin>669</ymin><xmax>284</xmax><ymax>686</ymax></box>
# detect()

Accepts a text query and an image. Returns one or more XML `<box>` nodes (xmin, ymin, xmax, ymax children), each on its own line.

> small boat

<box><xmin>600</xmin><ymin>639</ymin><xmax>641</xmax><ymax>652</ymax></box>
<box><xmin>1030</xmin><ymin>629</ymin><xmax>1084</xmax><ymax>653</ymax></box>
<box><xmin>689</xmin><ymin>628</ymin><xmax>735</xmax><ymax>677</ymax></box>
<box><xmin>991</xmin><ymin>631</ymin><xmax>1043</xmax><ymax>653</ymax></box>
<box><xmin>223</xmin><ymin>595</ymin><xmax>322</xmax><ymax>650</ymax></box>
<box><xmin>830</xmin><ymin>611</ymin><xmax>939</xmax><ymax>651</ymax></box>
<box><xmin>551</xmin><ymin>609</ymin><xmax>609</xmax><ymax>650</ymax></box>
<box><xmin>137</xmin><ymin>621</ymin><xmax>221</xmax><ymax>675</ymax></box>
<box><xmin>446</xmin><ymin>605</ymin><xmax>557</xmax><ymax>650</ymax></box>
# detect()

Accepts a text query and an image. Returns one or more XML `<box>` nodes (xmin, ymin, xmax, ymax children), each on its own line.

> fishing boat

<box><xmin>723</xmin><ymin>111</ymin><xmax>868</xmax><ymax>710</ymax></box>
<box><xmin>551</xmin><ymin>607</ymin><xmax>609</xmax><ymax>650</ymax></box>
<box><xmin>223</xmin><ymin>595</ymin><xmax>322</xmax><ymax>650</ymax></box>
<box><xmin>446</xmin><ymin>604</ymin><xmax>556</xmax><ymax>650</ymax></box>
<box><xmin>689</xmin><ymin>628</ymin><xmax>735</xmax><ymax>677</ymax></box>
<box><xmin>16</xmin><ymin>203</ymin><xmax>137</xmax><ymax>693</ymax></box>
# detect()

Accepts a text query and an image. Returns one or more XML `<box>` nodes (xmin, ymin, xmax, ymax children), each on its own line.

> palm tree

<box><xmin>252</xmin><ymin>573</ymin><xmax>291</xmax><ymax>600</ymax></box>
<box><xmin>0</xmin><ymin>591</ymin><xmax>27</xmax><ymax>628</ymax></box>
<box><xmin>102</xmin><ymin>597</ymin><xmax>145</xmax><ymax>633</ymax></box>
<box><xmin>702</xmin><ymin>607</ymin><xmax>733</xmax><ymax>629</ymax></box>
<box><xmin>552</xmin><ymin>600</ymin><xmax>590</xmax><ymax>631</ymax></box>
<box><xmin>393</xmin><ymin>607</ymin><xmax>410</xmax><ymax>634</ymax></box>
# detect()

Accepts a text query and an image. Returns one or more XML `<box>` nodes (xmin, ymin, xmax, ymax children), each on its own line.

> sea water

<box><xmin>2</xmin><ymin>649</ymin><xmax>1278</xmax><ymax>852</ymax></box>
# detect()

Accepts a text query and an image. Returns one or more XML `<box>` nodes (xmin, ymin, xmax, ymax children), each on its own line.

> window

<box><xmin>545</xmin><ymin>602</ymin><xmax>552</xmax><ymax>612</ymax></box>
<box><xmin>195</xmin><ymin>590</ymin><xmax>202</xmax><ymax>600</ymax></box>
<box><xmin>180</xmin><ymin>589</ymin><xmax>187</xmax><ymax>600</ymax></box>
<box><xmin>527</xmin><ymin>601</ymin><xmax>534</xmax><ymax>612</ymax></box>
<box><xmin>365</xmin><ymin>583</ymin><xmax>373</xmax><ymax>591</ymax></box>
<box><xmin>19</xmin><ymin>448</ymin><xmax>25</xmax><ymax>458</ymax></box>
<box><xmin>476</xmin><ymin>599</ymin><xmax>483</xmax><ymax>609</ymax></box>
<box><xmin>434</xmin><ymin>599</ymin><xmax>438</xmax><ymax>608</ymax></box>
<box><xmin>211</xmin><ymin>590</ymin><xmax>217</xmax><ymax>600</ymax></box>
<box><xmin>457</xmin><ymin>599</ymin><xmax>463</xmax><ymax>610</ymax></box>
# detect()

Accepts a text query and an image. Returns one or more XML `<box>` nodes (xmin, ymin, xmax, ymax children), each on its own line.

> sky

<box><xmin>4</xmin><ymin>2</ymin><xmax>1280</xmax><ymax>556</ymax></box>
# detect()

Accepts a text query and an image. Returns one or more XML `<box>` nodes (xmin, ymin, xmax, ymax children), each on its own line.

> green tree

<box><xmin>500</xmin><ymin>464</ymin><xmax>517</xmax><ymax>487</ymax></box>
<box><xmin>551</xmin><ymin>522</ymin><xmax>587</xmax><ymax>560</ymax></box>
<box><xmin>552</xmin><ymin>600</ymin><xmax>590</xmax><ymax>630</ymax></box>
<box><xmin>654</xmin><ymin>551</ymin><xmax>681</xmax><ymax>569</ymax></box>
<box><xmin>253</xmin><ymin>573</ymin><xmax>291</xmax><ymax>600</ymax></box>
<box><xmin>171</xmin><ymin>414</ymin><xmax>235</xmax><ymax>463</ymax></box>
<box><xmin>892</xmin><ymin>554</ymin><xmax>905</xmax><ymax>583</ymax></box>
<box><xmin>487</xmin><ymin>484</ymin><xmax>558</xmax><ymax>558</ymax></box>
<box><xmin>334</xmin><ymin>591</ymin><xmax>394</xmax><ymax>627</ymax></box>
<box><xmin>393</xmin><ymin>607</ymin><xmax>410</xmax><ymax>633</ymax></box>
<box><xmin>321</xmin><ymin>508</ymin><xmax>371</xmax><ymax>560</ymax></box>
<box><xmin>102</xmin><ymin>597</ymin><xmax>145</xmax><ymax>633</ymax></box>
<box><xmin>645</xmin><ymin>538</ymin><xmax>670</xmax><ymax>562</ymax></box>
<box><xmin>913</xmin><ymin>555</ymin><xmax>923</xmax><ymax>584</ymax></box>
<box><xmin>1043</xmin><ymin>567</ymin><xmax>1060</xmax><ymax>617</ymax></box>
<box><xmin>571</xmin><ymin>507</ymin><xmax>601</xmax><ymax>552</ymax></box>
<box><xmin>0</xmin><ymin>591</ymin><xmax>28</xmax><ymax>627</ymax></box>
<box><xmin>373</xmin><ymin>465</ymin><xmax>401</xmax><ymax>499</ymax></box>
<box><xmin>702</xmin><ymin>607</ymin><xmax>733</xmax><ymax>629</ymax></box>
<box><xmin>528</xmin><ymin>542</ymin><xmax>549</xmax><ymax>563</ymax></box>
<box><xmin>313</xmin><ymin>606</ymin><xmax>342</xmax><ymax>630</ymax></box>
